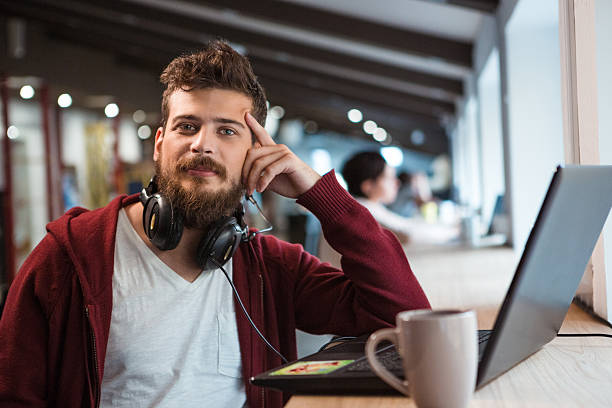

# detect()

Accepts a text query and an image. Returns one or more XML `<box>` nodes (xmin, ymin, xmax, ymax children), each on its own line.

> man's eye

<box><xmin>178</xmin><ymin>123</ymin><xmax>197</xmax><ymax>132</ymax></box>
<box><xmin>219</xmin><ymin>128</ymin><xmax>236</xmax><ymax>136</ymax></box>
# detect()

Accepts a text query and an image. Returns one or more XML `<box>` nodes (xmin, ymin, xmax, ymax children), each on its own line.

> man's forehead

<box><xmin>167</xmin><ymin>88</ymin><xmax>253</xmax><ymax>118</ymax></box>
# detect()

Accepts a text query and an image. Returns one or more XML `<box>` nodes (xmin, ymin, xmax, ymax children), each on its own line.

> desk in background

<box><xmin>287</xmin><ymin>246</ymin><xmax>612</xmax><ymax>407</ymax></box>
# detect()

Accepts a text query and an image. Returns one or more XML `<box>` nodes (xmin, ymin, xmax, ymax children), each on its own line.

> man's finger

<box><xmin>242</xmin><ymin>145</ymin><xmax>281</xmax><ymax>184</ymax></box>
<box><xmin>256</xmin><ymin>155</ymin><xmax>293</xmax><ymax>193</ymax></box>
<box><xmin>246</xmin><ymin>112</ymin><xmax>275</xmax><ymax>146</ymax></box>
<box><xmin>245</xmin><ymin>150</ymin><xmax>289</xmax><ymax>194</ymax></box>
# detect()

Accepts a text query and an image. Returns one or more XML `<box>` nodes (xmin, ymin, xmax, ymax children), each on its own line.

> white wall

<box><xmin>119</xmin><ymin>118</ymin><xmax>143</xmax><ymax>164</ymax></box>
<box><xmin>595</xmin><ymin>0</ymin><xmax>612</xmax><ymax>319</ymax></box>
<box><xmin>504</xmin><ymin>0</ymin><xmax>565</xmax><ymax>252</ymax></box>
<box><xmin>449</xmin><ymin>122</ymin><xmax>463</xmax><ymax>202</ymax></box>
<box><xmin>453</xmin><ymin>96</ymin><xmax>482</xmax><ymax>215</ymax></box>
<box><xmin>477</xmin><ymin>48</ymin><xmax>505</xmax><ymax>226</ymax></box>
<box><xmin>8</xmin><ymin>100</ymin><xmax>47</xmax><ymax>258</ymax></box>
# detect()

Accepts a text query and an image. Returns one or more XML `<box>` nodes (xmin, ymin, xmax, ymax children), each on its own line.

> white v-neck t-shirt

<box><xmin>100</xmin><ymin>209</ymin><xmax>245</xmax><ymax>407</ymax></box>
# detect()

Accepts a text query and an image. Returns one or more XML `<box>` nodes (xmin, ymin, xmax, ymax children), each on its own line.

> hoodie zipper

<box><xmin>259</xmin><ymin>273</ymin><xmax>265</xmax><ymax>408</ymax></box>
<box><xmin>85</xmin><ymin>306</ymin><xmax>101</xmax><ymax>408</ymax></box>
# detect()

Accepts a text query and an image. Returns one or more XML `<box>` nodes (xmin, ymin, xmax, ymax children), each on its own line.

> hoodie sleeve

<box><xmin>288</xmin><ymin>170</ymin><xmax>431</xmax><ymax>335</ymax></box>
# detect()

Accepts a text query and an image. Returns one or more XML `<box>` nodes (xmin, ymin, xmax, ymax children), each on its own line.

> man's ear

<box><xmin>153</xmin><ymin>127</ymin><xmax>164</xmax><ymax>161</ymax></box>
<box><xmin>360</xmin><ymin>179</ymin><xmax>374</xmax><ymax>198</ymax></box>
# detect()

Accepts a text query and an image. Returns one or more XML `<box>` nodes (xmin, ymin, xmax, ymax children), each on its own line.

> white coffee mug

<box><xmin>365</xmin><ymin>309</ymin><xmax>478</xmax><ymax>408</ymax></box>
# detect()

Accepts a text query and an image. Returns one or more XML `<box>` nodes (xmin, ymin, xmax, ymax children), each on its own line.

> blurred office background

<box><xmin>1</xmin><ymin>0</ymin><xmax>612</xmax><ymax>329</ymax></box>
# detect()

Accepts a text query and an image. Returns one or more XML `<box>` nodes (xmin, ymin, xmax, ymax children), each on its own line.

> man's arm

<box><xmin>240</xmin><ymin>114</ymin><xmax>429</xmax><ymax>335</ymax></box>
<box><xmin>289</xmin><ymin>171</ymin><xmax>431</xmax><ymax>335</ymax></box>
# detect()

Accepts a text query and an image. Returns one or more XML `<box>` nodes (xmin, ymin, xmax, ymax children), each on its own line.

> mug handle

<box><xmin>365</xmin><ymin>328</ymin><xmax>410</xmax><ymax>395</ymax></box>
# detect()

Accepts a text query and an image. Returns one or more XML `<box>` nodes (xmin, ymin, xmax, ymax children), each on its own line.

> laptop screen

<box><xmin>477</xmin><ymin>165</ymin><xmax>612</xmax><ymax>386</ymax></box>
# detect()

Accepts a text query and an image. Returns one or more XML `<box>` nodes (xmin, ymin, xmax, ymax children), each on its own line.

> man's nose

<box><xmin>190</xmin><ymin>128</ymin><xmax>216</xmax><ymax>154</ymax></box>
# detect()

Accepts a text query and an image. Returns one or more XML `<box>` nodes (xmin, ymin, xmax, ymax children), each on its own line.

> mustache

<box><xmin>176</xmin><ymin>155</ymin><xmax>228</xmax><ymax>180</ymax></box>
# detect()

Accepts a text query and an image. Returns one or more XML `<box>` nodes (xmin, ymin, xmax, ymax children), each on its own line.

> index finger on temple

<box><xmin>246</xmin><ymin>112</ymin><xmax>275</xmax><ymax>146</ymax></box>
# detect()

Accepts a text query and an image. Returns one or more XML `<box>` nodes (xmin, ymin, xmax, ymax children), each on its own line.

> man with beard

<box><xmin>0</xmin><ymin>41</ymin><xmax>430</xmax><ymax>408</ymax></box>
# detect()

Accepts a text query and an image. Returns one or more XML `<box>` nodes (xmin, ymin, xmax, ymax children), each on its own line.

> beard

<box><xmin>154</xmin><ymin>153</ymin><xmax>245</xmax><ymax>230</ymax></box>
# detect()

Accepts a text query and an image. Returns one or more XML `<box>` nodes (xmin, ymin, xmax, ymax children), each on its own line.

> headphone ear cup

<box><xmin>197</xmin><ymin>216</ymin><xmax>243</xmax><ymax>271</ymax></box>
<box><xmin>142</xmin><ymin>193</ymin><xmax>183</xmax><ymax>250</ymax></box>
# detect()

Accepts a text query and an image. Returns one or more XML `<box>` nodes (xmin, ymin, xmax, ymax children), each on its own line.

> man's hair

<box><xmin>342</xmin><ymin>151</ymin><xmax>387</xmax><ymax>198</ymax></box>
<box><xmin>160</xmin><ymin>40</ymin><xmax>267</xmax><ymax>128</ymax></box>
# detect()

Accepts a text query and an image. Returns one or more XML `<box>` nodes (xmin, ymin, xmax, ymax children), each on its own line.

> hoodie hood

<box><xmin>45</xmin><ymin>194</ymin><xmax>140</xmax><ymax>305</ymax></box>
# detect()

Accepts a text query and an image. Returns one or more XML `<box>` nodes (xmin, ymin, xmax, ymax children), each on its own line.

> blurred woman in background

<box><xmin>342</xmin><ymin>151</ymin><xmax>459</xmax><ymax>247</ymax></box>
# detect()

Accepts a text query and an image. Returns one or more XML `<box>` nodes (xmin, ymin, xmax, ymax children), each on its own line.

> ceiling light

<box><xmin>105</xmin><ymin>103</ymin><xmax>119</xmax><ymax>118</ymax></box>
<box><xmin>19</xmin><ymin>85</ymin><xmax>34</xmax><ymax>99</ymax></box>
<box><xmin>347</xmin><ymin>108</ymin><xmax>363</xmax><ymax>123</ymax></box>
<box><xmin>269</xmin><ymin>105</ymin><xmax>285</xmax><ymax>120</ymax></box>
<box><xmin>373</xmin><ymin>127</ymin><xmax>387</xmax><ymax>142</ymax></box>
<box><xmin>411</xmin><ymin>129</ymin><xmax>426</xmax><ymax>145</ymax></box>
<box><xmin>57</xmin><ymin>93</ymin><xmax>72</xmax><ymax>108</ymax></box>
<box><xmin>137</xmin><ymin>125</ymin><xmax>152</xmax><ymax>140</ymax></box>
<box><xmin>380</xmin><ymin>146</ymin><xmax>404</xmax><ymax>167</ymax></box>
<box><xmin>7</xmin><ymin>125</ymin><xmax>20</xmax><ymax>139</ymax></box>
<box><xmin>304</xmin><ymin>120</ymin><xmax>318</xmax><ymax>134</ymax></box>
<box><xmin>363</xmin><ymin>120</ymin><xmax>377</xmax><ymax>134</ymax></box>
<box><xmin>132</xmin><ymin>109</ymin><xmax>146</xmax><ymax>123</ymax></box>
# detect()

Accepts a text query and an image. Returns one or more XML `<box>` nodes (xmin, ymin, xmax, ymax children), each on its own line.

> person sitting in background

<box><xmin>388</xmin><ymin>172</ymin><xmax>419</xmax><ymax>217</ymax></box>
<box><xmin>390</xmin><ymin>170</ymin><xmax>443</xmax><ymax>218</ymax></box>
<box><xmin>342</xmin><ymin>151</ymin><xmax>459</xmax><ymax>246</ymax></box>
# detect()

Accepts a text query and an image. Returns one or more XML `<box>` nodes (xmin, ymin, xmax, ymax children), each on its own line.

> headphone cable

<box><xmin>245</xmin><ymin>195</ymin><xmax>273</xmax><ymax>240</ymax></box>
<box><xmin>212</xmin><ymin>258</ymin><xmax>289</xmax><ymax>364</ymax></box>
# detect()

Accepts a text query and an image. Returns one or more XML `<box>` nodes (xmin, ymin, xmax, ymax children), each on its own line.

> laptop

<box><xmin>251</xmin><ymin>165</ymin><xmax>612</xmax><ymax>394</ymax></box>
<box><xmin>473</xmin><ymin>193</ymin><xmax>508</xmax><ymax>247</ymax></box>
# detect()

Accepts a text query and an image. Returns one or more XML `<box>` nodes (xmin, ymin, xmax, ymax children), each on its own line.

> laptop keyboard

<box><xmin>478</xmin><ymin>330</ymin><xmax>492</xmax><ymax>360</ymax></box>
<box><xmin>478</xmin><ymin>330</ymin><xmax>492</xmax><ymax>342</ymax></box>
<box><xmin>346</xmin><ymin>345</ymin><xmax>403</xmax><ymax>374</ymax></box>
<box><xmin>344</xmin><ymin>330</ymin><xmax>492</xmax><ymax>374</ymax></box>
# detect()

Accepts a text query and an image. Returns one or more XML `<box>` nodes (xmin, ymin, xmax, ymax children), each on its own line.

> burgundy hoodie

<box><xmin>0</xmin><ymin>171</ymin><xmax>430</xmax><ymax>407</ymax></box>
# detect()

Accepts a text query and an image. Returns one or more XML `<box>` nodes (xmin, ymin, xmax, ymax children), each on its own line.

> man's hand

<box><xmin>242</xmin><ymin>113</ymin><xmax>321</xmax><ymax>198</ymax></box>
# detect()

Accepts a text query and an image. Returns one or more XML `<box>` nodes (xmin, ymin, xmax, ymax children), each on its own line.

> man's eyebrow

<box><xmin>213</xmin><ymin>117</ymin><xmax>246</xmax><ymax>129</ymax></box>
<box><xmin>171</xmin><ymin>114</ymin><xmax>201</xmax><ymax>124</ymax></box>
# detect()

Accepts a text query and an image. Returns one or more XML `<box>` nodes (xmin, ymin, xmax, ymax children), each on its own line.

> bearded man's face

<box><xmin>152</xmin><ymin>88</ymin><xmax>255</xmax><ymax>229</ymax></box>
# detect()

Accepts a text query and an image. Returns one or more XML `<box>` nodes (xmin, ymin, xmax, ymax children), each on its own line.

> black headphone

<box><xmin>139</xmin><ymin>177</ymin><xmax>251</xmax><ymax>271</ymax></box>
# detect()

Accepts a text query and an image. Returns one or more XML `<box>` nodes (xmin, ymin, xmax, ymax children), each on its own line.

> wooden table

<box><xmin>287</xmin><ymin>246</ymin><xmax>612</xmax><ymax>407</ymax></box>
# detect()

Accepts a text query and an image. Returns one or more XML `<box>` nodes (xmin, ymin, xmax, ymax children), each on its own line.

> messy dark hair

<box><xmin>160</xmin><ymin>40</ymin><xmax>267</xmax><ymax>129</ymax></box>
